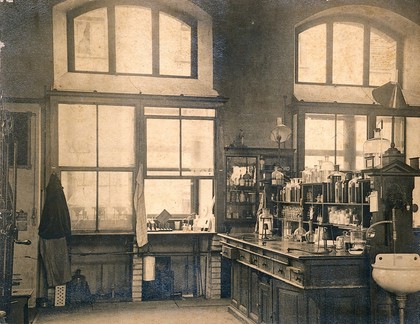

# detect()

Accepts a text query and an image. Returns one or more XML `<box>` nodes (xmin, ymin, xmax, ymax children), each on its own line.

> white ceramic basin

<box><xmin>372</xmin><ymin>253</ymin><xmax>420</xmax><ymax>295</ymax></box>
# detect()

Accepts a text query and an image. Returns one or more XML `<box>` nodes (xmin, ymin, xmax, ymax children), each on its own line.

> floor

<box><xmin>32</xmin><ymin>298</ymin><xmax>242</xmax><ymax>324</ymax></box>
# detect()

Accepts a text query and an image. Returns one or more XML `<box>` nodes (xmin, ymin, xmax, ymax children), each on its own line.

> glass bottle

<box><xmin>275</xmin><ymin>166</ymin><xmax>284</xmax><ymax>186</ymax></box>
<box><xmin>305</xmin><ymin>219</ymin><xmax>315</xmax><ymax>243</ymax></box>
<box><xmin>293</xmin><ymin>178</ymin><xmax>301</xmax><ymax>203</ymax></box>
<box><xmin>243</xmin><ymin>167</ymin><xmax>252</xmax><ymax>186</ymax></box>
<box><xmin>330</xmin><ymin>165</ymin><xmax>344</xmax><ymax>203</ymax></box>
<box><xmin>363</xmin><ymin>128</ymin><xmax>390</xmax><ymax>168</ymax></box>
<box><xmin>311</xmin><ymin>165</ymin><xmax>319</xmax><ymax>183</ymax></box>
<box><xmin>285</xmin><ymin>181</ymin><xmax>292</xmax><ymax>202</ymax></box>
<box><xmin>302</xmin><ymin>166</ymin><xmax>311</xmax><ymax>184</ymax></box>
<box><xmin>320</xmin><ymin>156</ymin><xmax>334</xmax><ymax>182</ymax></box>
<box><xmin>271</xmin><ymin>166</ymin><xmax>279</xmax><ymax>186</ymax></box>
<box><xmin>293</xmin><ymin>216</ymin><xmax>306</xmax><ymax>242</ymax></box>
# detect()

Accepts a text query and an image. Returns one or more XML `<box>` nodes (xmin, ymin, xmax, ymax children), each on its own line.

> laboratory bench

<box><xmin>219</xmin><ymin>233</ymin><xmax>370</xmax><ymax>324</ymax></box>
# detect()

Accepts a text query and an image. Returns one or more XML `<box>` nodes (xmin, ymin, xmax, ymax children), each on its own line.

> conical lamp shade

<box><xmin>372</xmin><ymin>81</ymin><xmax>407</xmax><ymax>109</ymax></box>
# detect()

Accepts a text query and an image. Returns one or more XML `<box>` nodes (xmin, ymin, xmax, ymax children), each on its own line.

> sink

<box><xmin>372</xmin><ymin>253</ymin><xmax>420</xmax><ymax>295</ymax></box>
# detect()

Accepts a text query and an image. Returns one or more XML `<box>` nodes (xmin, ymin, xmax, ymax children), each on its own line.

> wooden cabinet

<box><xmin>220</xmin><ymin>233</ymin><xmax>370</xmax><ymax>324</ymax></box>
<box><xmin>223</xmin><ymin>147</ymin><xmax>294</xmax><ymax>229</ymax></box>
<box><xmin>232</xmin><ymin>264</ymin><xmax>273</xmax><ymax>324</ymax></box>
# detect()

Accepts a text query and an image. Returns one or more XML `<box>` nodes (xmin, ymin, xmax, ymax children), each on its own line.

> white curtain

<box><xmin>134</xmin><ymin>165</ymin><xmax>148</xmax><ymax>247</ymax></box>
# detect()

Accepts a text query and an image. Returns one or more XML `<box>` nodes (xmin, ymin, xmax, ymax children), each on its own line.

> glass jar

<box><xmin>363</xmin><ymin>128</ymin><xmax>390</xmax><ymax>168</ymax></box>
<box><xmin>302</xmin><ymin>166</ymin><xmax>312</xmax><ymax>183</ymax></box>
<box><xmin>320</xmin><ymin>155</ymin><xmax>334</xmax><ymax>182</ymax></box>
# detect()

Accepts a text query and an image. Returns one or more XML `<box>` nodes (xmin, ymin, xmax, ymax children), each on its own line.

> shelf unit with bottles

<box><xmin>223</xmin><ymin>147</ymin><xmax>295</xmax><ymax>225</ymax></box>
<box><xmin>278</xmin><ymin>179</ymin><xmax>373</xmax><ymax>238</ymax></box>
<box><xmin>303</xmin><ymin>181</ymin><xmax>372</xmax><ymax>233</ymax></box>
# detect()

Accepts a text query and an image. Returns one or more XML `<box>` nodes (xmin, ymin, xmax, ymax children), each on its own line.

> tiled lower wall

<box><xmin>131</xmin><ymin>235</ymin><xmax>222</xmax><ymax>302</ymax></box>
<box><xmin>131</xmin><ymin>255</ymin><xmax>143</xmax><ymax>302</ymax></box>
<box><xmin>206</xmin><ymin>235</ymin><xmax>222</xmax><ymax>299</ymax></box>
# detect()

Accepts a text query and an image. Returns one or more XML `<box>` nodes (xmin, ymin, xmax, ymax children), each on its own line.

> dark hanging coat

<box><xmin>39</xmin><ymin>173</ymin><xmax>71</xmax><ymax>240</ymax></box>
<box><xmin>38</xmin><ymin>173</ymin><xmax>72</xmax><ymax>287</ymax></box>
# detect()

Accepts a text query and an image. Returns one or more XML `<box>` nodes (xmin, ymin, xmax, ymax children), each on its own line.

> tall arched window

<box><xmin>68</xmin><ymin>3</ymin><xmax>197</xmax><ymax>77</ymax></box>
<box><xmin>296</xmin><ymin>17</ymin><xmax>402</xmax><ymax>87</ymax></box>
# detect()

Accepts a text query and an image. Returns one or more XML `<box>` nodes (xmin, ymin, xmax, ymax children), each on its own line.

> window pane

<box><xmin>297</xmin><ymin>24</ymin><xmax>327</xmax><ymax>83</ymax></box>
<box><xmin>98</xmin><ymin>172</ymin><xmax>133</xmax><ymax>231</ymax></box>
<box><xmin>376</xmin><ymin>116</ymin><xmax>404</xmax><ymax>154</ymax></box>
<box><xmin>181</xmin><ymin>108</ymin><xmax>216</xmax><ymax>117</ymax></box>
<box><xmin>74</xmin><ymin>8</ymin><xmax>109</xmax><ymax>72</ymax></box>
<box><xmin>333</xmin><ymin>22</ymin><xmax>364</xmax><ymax>85</ymax></box>
<box><xmin>98</xmin><ymin>105</ymin><xmax>135</xmax><ymax>167</ymax></box>
<box><xmin>406</xmin><ymin>118</ymin><xmax>420</xmax><ymax>161</ymax></box>
<box><xmin>147</xmin><ymin>119</ymin><xmax>180</xmax><ymax>174</ymax></box>
<box><xmin>159</xmin><ymin>12</ymin><xmax>192</xmax><ymax>76</ymax></box>
<box><xmin>59</xmin><ymin>104</ymin><xmax>97</xmax><ymax>167</ymax></box>
<box><xmin>62</xmin><ymin>171</ymin><xmax>97</xmax><ymax>231</ymax></box>
<box><xmin>144</xmin><ymin>179</ymin><xmax>191</xmax><ymax>218</ymax></box>
<box><xmin>144</xmin><ymin>107</ymin><xmax>180</xmax><ymax>116</ymax></box>
<box><xmin>305</xmin><ymin>114</ymin><xmax>367</xmax><ymax>171</ymax></box>
<box><xmin>305</xmin><ymin>114</ymin><xmax>336</xmax><ymax>168</ymax></box>
<box><xmin>182</xmin><ymin>120</ymin><xmax>214</xmax><ymax>176</ymax></box>
<box><xmin>369</xmin><ymin>28</ymin><xmax>397</xmax><ymax>86</ymax></box>
<box><xmin>115</xmin><ymin>5</ymin><xmax>152</xmax><ymax>74</ymax></box>
<box><xmin>336</xmin><ymin>115</ymin><xmax>367</xmax><ymax>171</ymax></box>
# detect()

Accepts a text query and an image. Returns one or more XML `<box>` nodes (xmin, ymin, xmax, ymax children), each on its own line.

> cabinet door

<box><xmin>232</xmin><ymin>260</ymin><xmax>250</xmax><ymax>314</ymax></box>
<box><xmin>259</xmin><ymin>274</ymin><xmax>273</xmax><ymax>324</ymax></box>
<box><xmin>226</xmin><ymin>156</ymin><xmax>258</xmax><ymax>221</ymax></box>
<box><xmin>238</xmin><ymin>263</ymin><xmax>250</xmax><ymax>315</ymax></box>
<box><xmin>231</xmin><ymin>261</ymin><xmax>241</xmax><ymax>308</ymax></box>
<box><xmin>250</xmin><ymin>270</ymin><xmax>273</xmax><ymax>324</ymax></box>
<box><xmin>249</xmin><ymin>269</ymin><xmax>260</xmax><ymax>322</ymax></box>
<box><xmin>272</xmin><ymin>280</ymin><xmax>320</xmax><ymax>324</ymax></box>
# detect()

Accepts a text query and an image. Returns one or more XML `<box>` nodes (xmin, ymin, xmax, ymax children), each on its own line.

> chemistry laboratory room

<box><xmin>0</xmin><ymin>0</ymin><xmax>420</xmax><ymax>323</ymax></box>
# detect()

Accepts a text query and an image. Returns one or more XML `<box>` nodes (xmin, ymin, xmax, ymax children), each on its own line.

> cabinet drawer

<box><xmin>272</xmin><ymin>262</ymin><xmax>287</xmax><ymax>279</ymax></box>
<box><xmin>258</xmin><ymin>256</ymin><xmax>273</xmax><ymax>273</ymax></box>
<box><xmin>238</xmin><ymin>250</ymin><xmax>250</xmax><ymax>263</ymax></box>
<box><xmin>221</xmin><ymin>245</ymin><xmax>238</xmax><ymax>260</ymax></box>
<box><xmin>287</xmin><ymin>266</ymin><xmax>304</xmax><ymax>286</ymax></box>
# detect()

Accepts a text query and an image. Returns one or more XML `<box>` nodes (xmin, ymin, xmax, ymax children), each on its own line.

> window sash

<box><xmin>57</xmin><ymin>103</ymin><xmax>136</xmax><ymax>233</ymax></box>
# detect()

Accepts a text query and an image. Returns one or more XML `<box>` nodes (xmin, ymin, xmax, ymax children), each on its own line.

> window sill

<box><xmin>71</xmin><ymin>231</ymin><xmax>134</xmax><ymax>236</ymax></box>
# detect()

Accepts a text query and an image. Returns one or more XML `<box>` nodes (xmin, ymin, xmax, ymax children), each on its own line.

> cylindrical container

<box><xmin>143</xmin><ymin>256</ymin><xmax>156</xmax><ymax>281</ymax></box>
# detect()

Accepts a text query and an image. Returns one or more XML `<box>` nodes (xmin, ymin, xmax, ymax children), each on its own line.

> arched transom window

<box><xmin>296</xmin><ymin>18</ymin><xmax>402</xmax><ymax>87</ymax></box>
<box><xmin>68</xmin><ymin>3</ymin><xmax>197</xmax><ymax>77</ymax></box>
